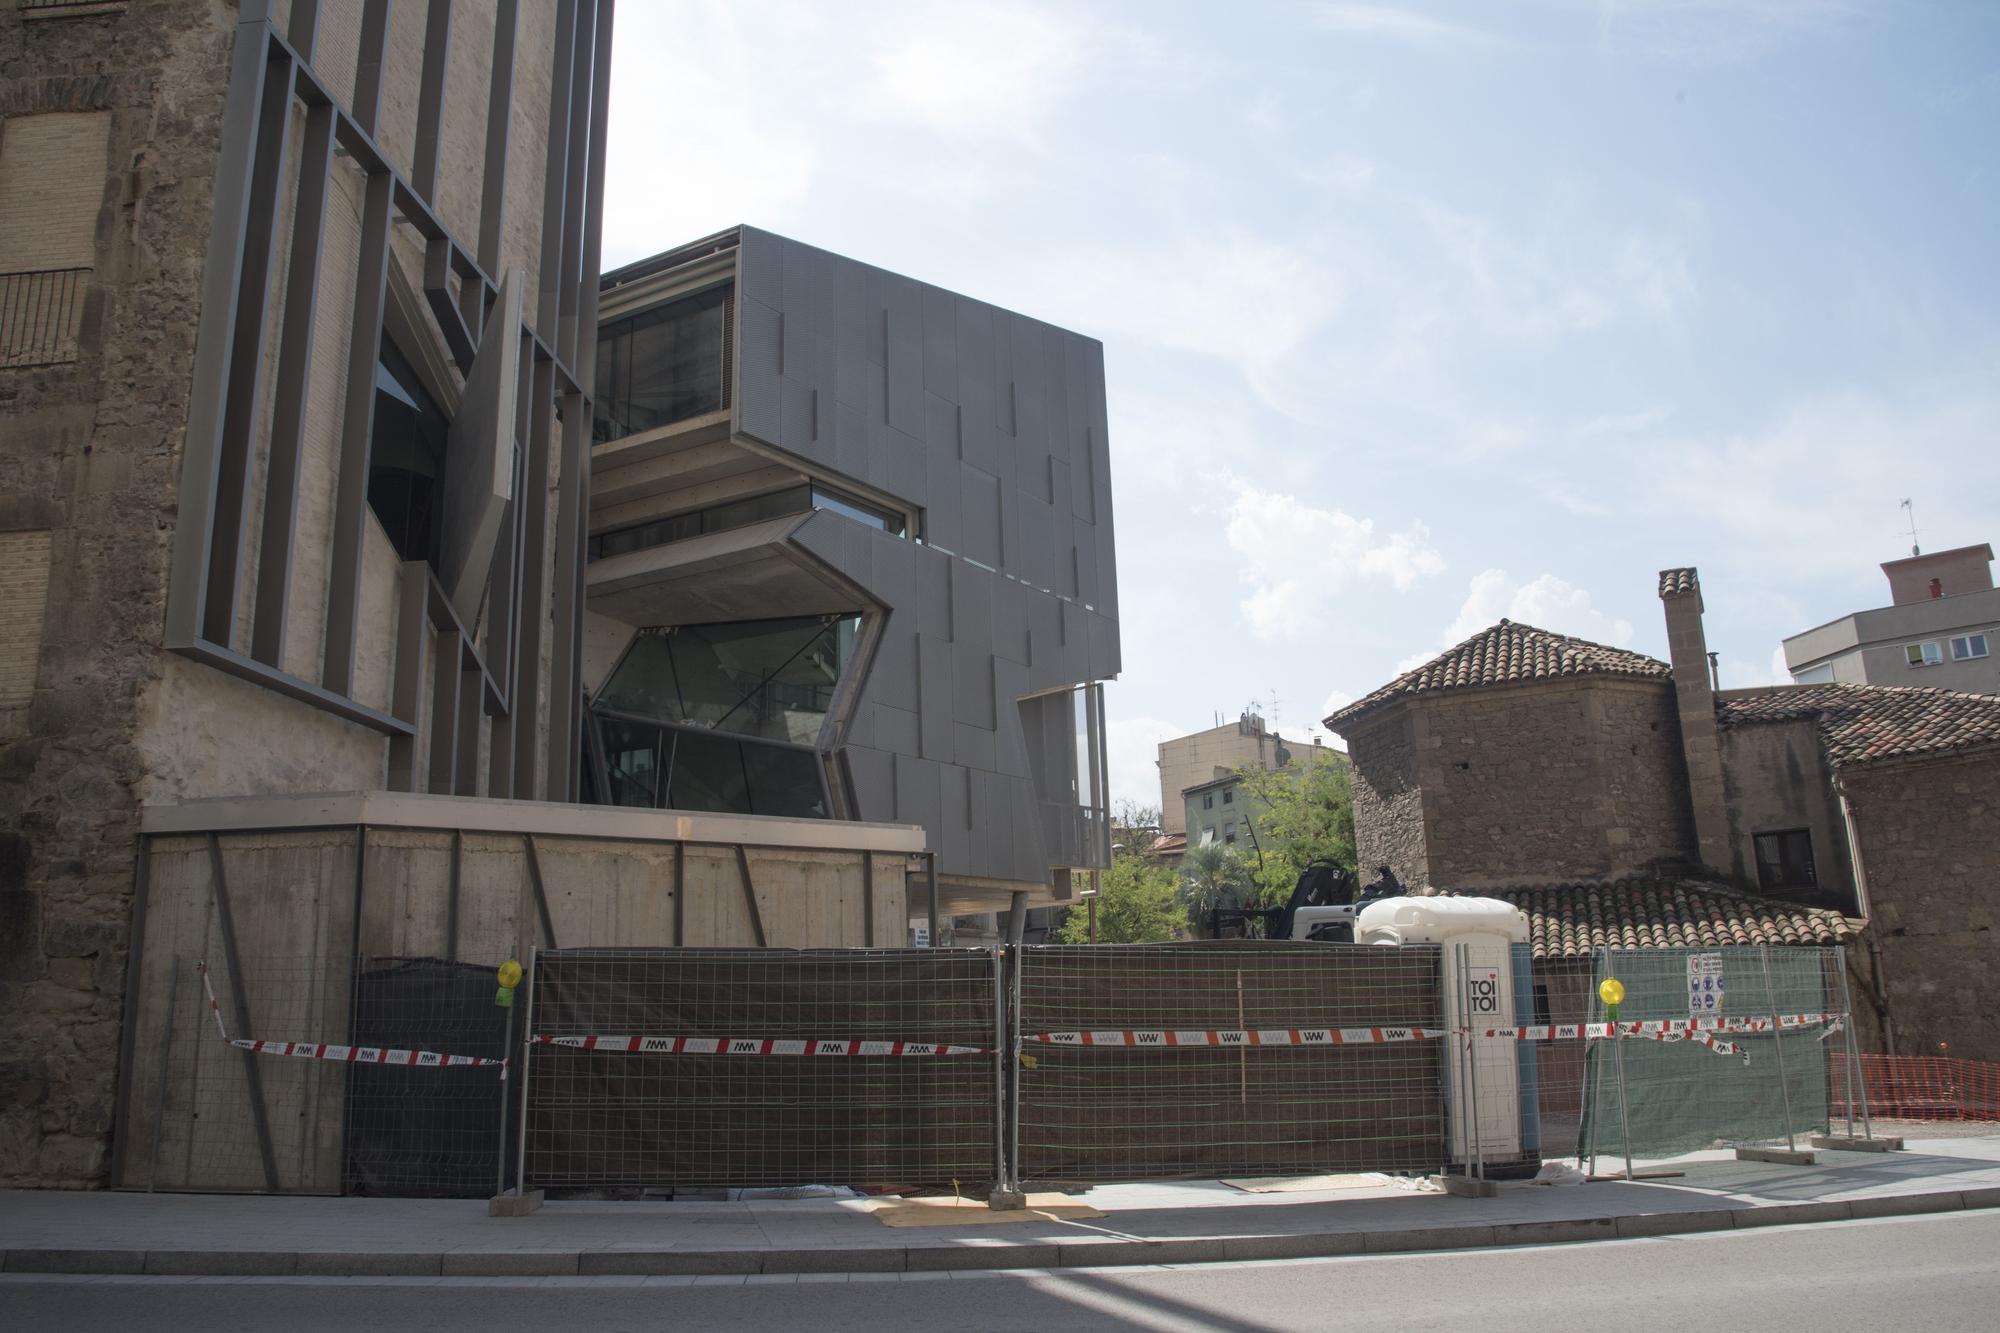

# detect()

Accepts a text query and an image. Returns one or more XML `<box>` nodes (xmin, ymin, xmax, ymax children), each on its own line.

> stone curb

<box><xmin>4</xmin><ymin>1188</ymin><xmax>1995</xmax><ymax>1279</ymax></box>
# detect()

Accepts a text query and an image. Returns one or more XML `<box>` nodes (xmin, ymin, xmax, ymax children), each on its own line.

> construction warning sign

<box><xmin>1686</xmin><ymin>953</ymin><xmax>1725</xmax><ymax>1016</ymax></box>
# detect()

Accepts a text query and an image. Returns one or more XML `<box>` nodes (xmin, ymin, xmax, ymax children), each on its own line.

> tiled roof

<box><xmin>1150</xmin><ymin>832</ymin><xmax>1188</xmax><ymax>856</ymax></box>
<box><xmin>1439</xmin><ymin>878</ymin><xmax>1852</xmax><ymax>961</ymax></box>
<box><xmin>1718</xmin><ymin>683</ymin><xmax>2000</xmax><ymax>769</ymax></box>
<box><xmin>1326</xmin><ymin>621</ymin><xmax>1670</xmax><ymax>729</ymax></box>
<box><xmin>1658</xmin><ymin>567</ymin><xmax>1699</xmax><ymax>598</ymax></box>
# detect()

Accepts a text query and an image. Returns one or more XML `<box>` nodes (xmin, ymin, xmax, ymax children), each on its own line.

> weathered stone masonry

<box><xmin>1841</xmin><ymin>749</ymin><xmax>2000</xmax><ymax>1063</ymax></box>
<box><xmin>0</xmin><ymin>2</ymin><xmax>234</xmax><ymax>1187</ymax></box>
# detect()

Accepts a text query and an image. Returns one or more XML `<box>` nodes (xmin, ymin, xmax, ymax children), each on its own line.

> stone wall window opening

<box><xmin>594</xmin><ymin>282</ymin><xmax>733</xmax><ymax>444</ymax></box>
<box><xmin>0</xmin><ymin>266</ymin><xmax>90</xmax><ymax>366</ymax></box>
<box><xmin>595</xmin><ymin>613</ymin><xmax>862</xmax><ymax>748</ymax></box>
<box><xmin>368</xmin><ymin>337</ymin><xmax>453</xmax><ymax>566</ymax></box>
<box><xmin>1202</xmin><ymin>793</ymin><xmax>1214</xmax><ymax>810</ymax></box>
<box><xmin>1222</xmin><ymin>787</ymin><xmax>1234</xmax><ymax>805</ymax></box>
<box><xmin>1223</xmin><ymin>820</ymin><xmax>1236</xmax><ymax>845</ymax></box>
<box><xmin>1950</xmin><ymin>633</ymin><xmax>1989</xmax><ymax>662</ymax></box>
<box><xmin>1753</xmin><ymin>827</ymin><xmax>1818</xmax><ymax>893</ymax></box>
<box><xmin>1905</xmin><ymin>640</ymin><xmax>1944</xmax><ymax>668</ymax></box>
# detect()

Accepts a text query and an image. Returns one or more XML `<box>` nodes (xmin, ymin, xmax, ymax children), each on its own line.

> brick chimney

<box><xmin>1658</xmin><ymin>568</ymin><xmax>1733</xmax><ymax>877</ymax></box>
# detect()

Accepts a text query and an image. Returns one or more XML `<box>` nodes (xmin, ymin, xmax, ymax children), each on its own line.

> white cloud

<box><xmin>1221</xmin><ymin>483</ymin><xmax>1446</xmax><ymax>639</ymax></box>
<box><xmin>1313</xmin><ymin>3</ymin><xmax>1501</xmax><ymax>49</ymax></box>
<box><xmin>1102</xmin><ymin>713</ymin><xmax>1182</xmax><ymax>815</ymax></box>
<box><xmin>1016</xmin><ymin>231</ymin><xmax>1344</xmax><ymax>389</ymax></box>
<box><xmin>1590</xmin><ymin>0</ymin><xmax>1858</xmax><ymax>66</ymax></box>
<box><xmin>1636</xmin><ymin>377</ymin><xmax>2000</xmax><ymax>583</ymax></box>
<box><xmin>1398</xmin><ymin>570</ymin><xmax>1636</xmax><ymax>671</ymax></box>
<box><xmin>863</xmin><ymin>2</ymin><xmax>1088</xmax><ymax>139</ymax></box>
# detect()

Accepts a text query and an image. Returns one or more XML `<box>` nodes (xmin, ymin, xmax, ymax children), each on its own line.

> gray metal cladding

<box><xmin>731</xmin><ymin>227</ymin><xmax>1119</xmax><ymax>888</ymax></box>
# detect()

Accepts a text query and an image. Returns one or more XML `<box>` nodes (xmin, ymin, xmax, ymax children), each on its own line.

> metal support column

<box><xmin>513</xmin><ymin>946</ymin><xmax>537</xmax><ymax>1197</ymax></box>
<box><xmin>1761</xmin><ymin>947</ymin><xmax>1798</xmax><ymax>1152</ymax></box>
<box><xmin>1835</xmin><ymin>946</ymin><xmax>1874</xmax><ymax>1139</ymax></box>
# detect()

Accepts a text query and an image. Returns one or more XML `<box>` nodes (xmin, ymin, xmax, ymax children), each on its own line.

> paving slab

<box><xmin>4</xmin><ymin>1139</ymin><xmax>1998</xmax><ymax>1278</ymax></box>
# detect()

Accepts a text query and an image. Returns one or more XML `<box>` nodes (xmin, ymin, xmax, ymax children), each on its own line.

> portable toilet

<box><xmin>1358</xmin><ymin>896</ymin><xmax>1531</xmax><ymax>1170</ymax></box>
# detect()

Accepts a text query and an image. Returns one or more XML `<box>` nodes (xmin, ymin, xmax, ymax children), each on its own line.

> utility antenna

<box><xmin>1900</xmin><ymin>499</ymin><xmax>1920</xmax><ymax>557</ymax></box>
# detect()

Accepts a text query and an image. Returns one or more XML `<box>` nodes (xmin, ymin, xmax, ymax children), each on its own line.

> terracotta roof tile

<box><xmin>1326</xmin><ymin>621</ymin><xmax>1669</xmax><ymax>730</ymax></box>
<box><xmin>1437</xmin><ymin>878</ymin><xmax>1851</xmax><ymax>962</ymax></box>
<box><xmin>1718</xmin><ymin>682</ymin><xmax>2000</xmax><ymax>768</ymax></box>
<box><xmin>1658</xmin><ymin>567</ymin><xmax>1700</xmax><ymax>598</ymax></box>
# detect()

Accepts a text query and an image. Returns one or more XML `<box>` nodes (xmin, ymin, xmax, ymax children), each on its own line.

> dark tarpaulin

<box><xmin>1016</xmin><ymin>942</ymin><xmax>1447</xmax><ymax>1181</ymax></box>
<box><xmin>524</xmin><ymin>948</ymin><xmax>1000</xmax><ymax>1190</ymax></box>
<box><xmin>343</xmin><ymin>957</ymin><xmax>511</xmax><ymax>1198</ymax></box>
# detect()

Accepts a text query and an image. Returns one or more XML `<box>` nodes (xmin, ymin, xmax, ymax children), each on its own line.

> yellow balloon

<box><xmin>497</xmin><ymin>959</ymin><xmax>523</xmax><ymax>989</ymax></box>
<box><xmin>1598</xmin><ymin>978</ymin><xmax>1626</xmax><ymax>1007</ymax></box>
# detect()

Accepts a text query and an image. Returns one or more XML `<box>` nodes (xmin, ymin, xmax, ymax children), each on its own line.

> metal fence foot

<box><xmin>488</xmin><ymin>1189</ymin><xmax>544</xmax><ymax>1217</ymax></box>
<box><xmin>1810</xmin><ymin>1134</ymin><xmax>1902</xmax><ymax>1153</ymax></box>
<box><xmin>987</xmin><ymin>1187</ymin><xmax>1028</xmax><ymax>1211</ymax></box>
<box><xmin>1431</xmin><ymin>1174</ymin><xmax>1498</xmax><ymax>1198</ymax></box>
<box><xmin>1735</xmin><ymin>1146</ymin><xmax>1816</xmax><ymax>1166</ymax></box>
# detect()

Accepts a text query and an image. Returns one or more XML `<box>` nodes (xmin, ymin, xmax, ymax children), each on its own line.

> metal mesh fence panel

<box><xmin>1583</xmin><ymin>946</ymin><xmax>1840</xmax><ymax>1162</ymax></box>
<box><xmin>1014</xmin><ymin>942</ymin><xmax>1446</xmax><ymax>1182</ymax></box>
<box><xmin>1507</xmin><ymin>946</ymin><xmax>1848</xmax><ymax>1170</ymax></box>
<box><xmin>125</xmin><ymin>954</ymin><xmax>510</xmax><ymax>1196</ymax></box>
<box><xmin>343</xmin><ymin>957</ymin><xmax>516</xmax><ymax>1198</ymax></box>
<box><xmin>522</xmin><ymin>947</ymin><xmax>1002</xmax><ymax>1191</ymax></box>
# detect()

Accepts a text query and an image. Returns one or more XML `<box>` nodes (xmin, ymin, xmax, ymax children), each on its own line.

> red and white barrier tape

<box><xmin>1027</xmin><ymin>1026</ymin><xmax>1449</xmax><ymax>1048</ymax></box>
<box><xmin>1479</xmin><ymin>1013</ymin><xmax>1841</xmax><ymax>1042</ymax></box>
<box><xmin>197</xmin><ymin>961</ymin><xmax>507</xmax><ymax>1070</ymax></box>
<box><xmin>530</xmin><ymin>1034</ymin><xmax>993</xmax><ymax>1057</ymax></box>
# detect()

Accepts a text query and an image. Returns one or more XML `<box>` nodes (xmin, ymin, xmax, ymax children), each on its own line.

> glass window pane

<box><xmin>367</xmin><ymin>339</ymin><xmax>450</xmax><ymax>564</ymax></box>
<box><xmin>596</xmin><ymin>285</ymin><xmax>729</xmax><ymax>440</ymax></box>
<box><xmin>598</xmin><ymin>717</ymin><xmax>663</xmax><ymax>809</ymax></box>
<box><xmin>594</xmin><ymin>634</ymin><xmax>683</xmax><ymax>725</ymax></box>
<box><xmin>701</xmin><ymin>486</ymin><xmax>810</xmax><ymax>535</ymax></box>
<box><xmin>665</xmin><ymin>729</ymin><xmax>751</xmax><ymax>814</ymax></box>
<box><xmin>742</xmin><ymin>741</ymin><xmax>827</xmax><ymax>818</ymax></box>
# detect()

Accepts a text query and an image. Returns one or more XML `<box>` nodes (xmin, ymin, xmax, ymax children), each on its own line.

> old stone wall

<box><xmin>1414</xmin><ymin>678</ymin><xmax>1695</xmax><ymax>889</ymax></box>
<box><xmin>1346</xmin><ymin>710</ymin><xmax>1430</xmax><ymax>888</ymax></box>
<box><xmin>0</xmin><ymin>1</ymin><xmax>235</xmax><ymax>1188</ymax></box>
<box><xmin>1840</xmin><ymin>748</ymin><xmax>2000</xmax><ymax>1062</ymax></box>
<box><xmin>1717</xmin><ymin>718</ymin><xmax>1857</xmax><ymax>914</ymax></box>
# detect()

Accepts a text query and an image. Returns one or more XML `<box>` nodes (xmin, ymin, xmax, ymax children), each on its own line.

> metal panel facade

<box><xmin>730</xmin><ymin>229</ymin><xmax>1121</xmax><ymax>892</ymax></box>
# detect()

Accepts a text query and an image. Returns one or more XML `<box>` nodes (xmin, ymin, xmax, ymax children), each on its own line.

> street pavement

<box><xmin>3</xmin><ymin>1211</ymin><xmax>1996</xmax><ymax>1331</ymax></box>
<box><xmin>5</xmin><ymin>1137</ymin><xmax>2000</xmax><ymax>1277</ymax></box>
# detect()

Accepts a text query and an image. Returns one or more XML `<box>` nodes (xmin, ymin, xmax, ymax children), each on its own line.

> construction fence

<box><xmin>119</xmin><ymin>941</ymin><xmax>1913</xmax><ymax>1197</ymax></box>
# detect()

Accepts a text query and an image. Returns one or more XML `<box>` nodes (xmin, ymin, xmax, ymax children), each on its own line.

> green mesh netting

<box><xmin>1580</xmin><ymin>947</ymin><xmax>1836</xmax><ymax>1162</ymax></box>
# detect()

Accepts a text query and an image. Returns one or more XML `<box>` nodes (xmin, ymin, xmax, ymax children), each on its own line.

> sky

<box><xmin>598</xmin><ymin>0</ymin><xmax>2000</xmax><ymax>814</ymax></box>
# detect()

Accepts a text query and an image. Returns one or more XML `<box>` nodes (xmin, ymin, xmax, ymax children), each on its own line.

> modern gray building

<box><xmin>1784</xmin><ymin>543</ymin><xmax>1997</xmax><ymax>694</ymax></box>
<box><xmin>581</xmin><ymin>228</ymin><xmax>1120</xmax><ymax>917</ymax></box>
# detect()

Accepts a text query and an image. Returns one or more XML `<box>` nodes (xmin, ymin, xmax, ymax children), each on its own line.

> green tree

<box><xmin>1054</xmin><ymin>852</ymin><xmax>1187</xmax><ymax>943</ymax></box>
<box><xmin>1176</xmin><ymin>841</ymin><xmax>1256</xmax><ymax>919</ymax></box>
<box><xmin>1235</xmin><ymin>756</ymin><xmax>1358</xmax><ymax>907</ymax></box>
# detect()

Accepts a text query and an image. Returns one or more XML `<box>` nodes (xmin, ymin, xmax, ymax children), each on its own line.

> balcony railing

<box><xmin>0</xmin><ymin>267</ymin><xmax>88</xmax><ymax>367</ymax></box>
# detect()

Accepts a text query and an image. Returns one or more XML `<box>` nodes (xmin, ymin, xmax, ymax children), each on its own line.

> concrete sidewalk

<box><xmin>7</xmin><ymin>1139</ymin><xmax>2000</xmax><ymax>1278</ymax></box>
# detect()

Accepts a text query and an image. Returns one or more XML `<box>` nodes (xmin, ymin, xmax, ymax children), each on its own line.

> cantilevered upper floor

<box><xmin>579</xmin><ymin>227</ymin><xmax>1121</xmax><ymax>912</ymax></box>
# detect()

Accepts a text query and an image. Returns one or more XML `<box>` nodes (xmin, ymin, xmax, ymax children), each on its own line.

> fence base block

<box><xmin>1736</xmin><ymin>1147</ymin><xmax>1817</xmax><ymax>1166</ymax></box>
<box><xmin>1812</xmin><ymin>1134</ymin><xmax>1903</xmax><ymax>1153</ymax></box>
<box><xmin>488</xmin><ymin>1190</ymin><xmax>545</xmax><ymax>1217</ymax></box>
<box><xmin>1431</xmin><ymin>1174</ymin><xmax>1498</xmax><ymax>1198</ymax></box>
<box><xmin>987</xmin><ymin>1187</ymin><xmax>1027</xmax><ymax>1211</ymax></box>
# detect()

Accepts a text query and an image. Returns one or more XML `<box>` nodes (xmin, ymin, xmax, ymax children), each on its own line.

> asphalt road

<box><xmin>4</xmin><ymin>1211</ymin><xmax>1996</xmax><ymax>1332</ymax></box>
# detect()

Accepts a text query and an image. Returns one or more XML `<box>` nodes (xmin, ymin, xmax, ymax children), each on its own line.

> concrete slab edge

<box><xmin>6</xmin><ymin>1188</ymin><xmax>1998</xmax><ymax>1278</ymax></box>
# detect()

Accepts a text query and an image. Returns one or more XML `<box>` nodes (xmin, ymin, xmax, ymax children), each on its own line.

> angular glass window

<box><xmin>367</xmin><ymin>339</ymin><xmax>451</xmax><ymax>564</ymax></box>
<box><xmin>594</xmin><ymin>284</ymin><xmax>731</xmax><ymax>443</ymax></box>
<box><xmin>597</xmin><ymin>717</ymin><xmax>663</xmax><ymax>810</ymax></box>
<box><xmin>665</xmin><ymin>727</ymin><xmax>752</xmax><ymax>814</ymax></box>
<box><xmin>597</xmin><ymin>614</ymin><xmax>860</xmax><ymax>746</ymax></box>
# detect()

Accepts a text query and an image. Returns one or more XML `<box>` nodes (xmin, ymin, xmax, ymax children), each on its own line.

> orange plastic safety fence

<box><xmin>1832</xmin><ymin>1054</ymin><xmax>2000</xmax><ymax>1121</ymax></box>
